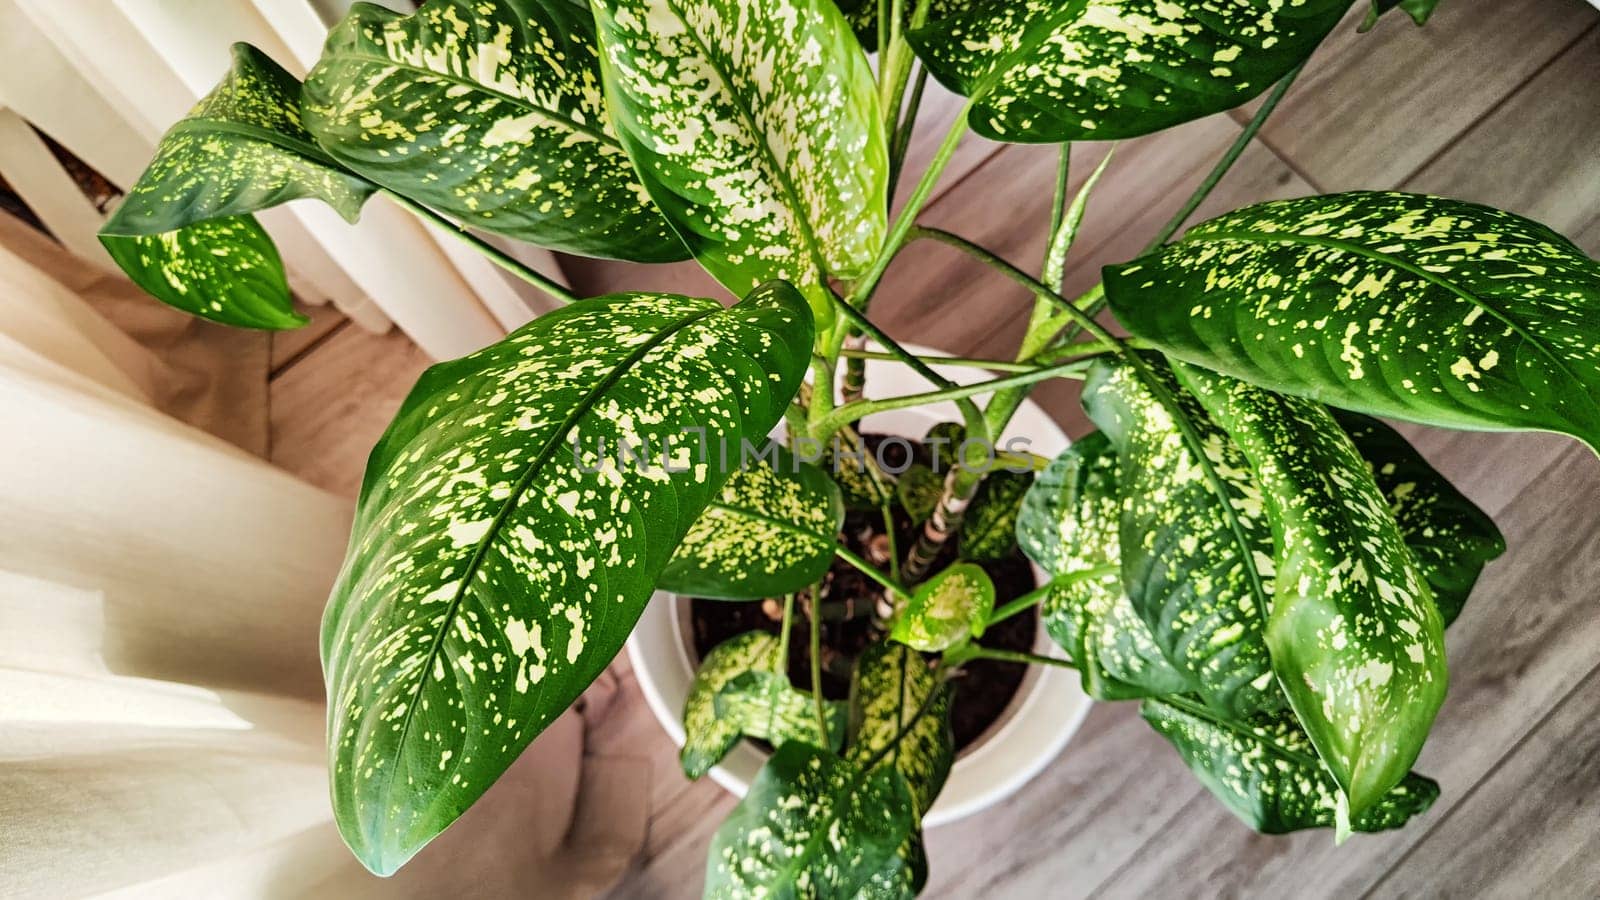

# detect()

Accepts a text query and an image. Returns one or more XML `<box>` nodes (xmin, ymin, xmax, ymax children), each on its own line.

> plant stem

<box><xmin>812</xmin><ymin>356</ymin><xmax>1093</xmax><ymax>442</ymax></box>
<box><xmin>848</xmin><ymin>105</ymin><xmax>970</xmax><ymax>310</ymax></box>
<box><xmin>776</xmin><ymin>591</ymin><xmax>796</xmax><ymax>663</ymax></box>
<box><xmin>384</xmin><ymin>191</ymin><xmax>579</xmax><ymax>306</ymax></box>
<box><xmin>827</xmin><ymin>292</ymin><xmax>989</xmax><ymax>442</ymax></box>
<box><xmin>986</xmin><ymin>564</ymin><xmax>1118</xmax><ymax>627</ymax></box>
<box><xmin>907</xmin><ymin>226</ymin><xmax>1123</xmax><ymax>349</ymax></box>
<box><xmin>887</xmin><ymin>67</ymin><xmax>931</xmax><ymax>196</ymax></box>
<box><xmin>1142</xmin><ymin>60</ymin><xmax>1306</xmax><ymax>254</ymax></box>
<box><xmin>807</xmin><ymin>582</ymin><xmax>828</xmax><ymax>739</ymax></box>
<box><xmin>950</xmin><ymin>645</ymin><xmax>1077</xmax><ymax>671</ymax></box>
<box><xmin>835</xmin><ymin>544</ymin><xmax>912</xmax><ymax>602</ymax></box>
<box><xmin>838</xmin><ymin>347</ymin><xmax>1040</xmax><ymax>372</ymax></box>
<box><xmin>881</xmin><ymin>504</ymin><xmax>902</xmax><ymax>585</ymax></box>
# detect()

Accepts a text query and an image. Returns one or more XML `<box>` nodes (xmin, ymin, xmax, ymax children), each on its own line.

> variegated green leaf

<box><xmin>302</xmin><ymin>0</ymin><xmax>686</xmax><ymax>262</ymax></box>
<box><xmin>682</xmin><ymin>630</ymin><xmax>781</xmax><ymax>778</ymax></box>
<box><xmin>705</xmin><ymin>741</ymin><xmax>916</xmax><ymax>899</ymax></box>
<box><xmin>847</xmin><ymin>642</ymin><xmax>952</xmax><ymax>899</ymax></box>
<box><xmin>1338</xmin><ymin>411</ymin><xmax>1505</xmax><ymax>625</ymax></box>
<box><xmin>322</xmin><ymin>282</ymin><xmax>811</xmax><ymax>875</ymax></box>
<box><xmin>1175</xmin><ymin>364</ymin><xmax>1448</xmax><ymax>823</ymax></box>
<box><xmin>897</xmin><ymin>463</ymin><xmax>941</xmax><ymax>525</ymax></box>
<box><xmin>716</xmin><ymin>671</ymin><xmax>848</xmax><ymax>752</ymax></box>
<box><xmin>100</xmin><ymin>216</ymin><xmax>302</xmax><ymax>331</ymax></box>
<box><xmin>847</xmin><ymin>642</ymin><xmax>953</xmax><ymax>817</ymax></box>
<box><xmin>99</xmin><ymin>43</ymin><xmax>374</xmax><ymax>329</ymax></box>
<box><xmin>1106</xmin><ymin>192</ymin><xmax>1600</xmax><ymax>452</ymax></box>
<box><xmin>1082</xmin><ymin>357</ymin><xmax>1282</xmax><ymax>717</ymax></box>
<box><xmin>825</xmin><ymin>429</ymin><xmax>895</xmax><ymax>510</ymax></box>
<box><xmin>1362</xmin><ymin>0</ymin><xmax>1440</xmax><ymax>31</ymax></box>
<box><xmin>1020</xmin><ymin>433</ymin><xmax>1197</xmax><ymax>700</ymax></box>
<box><xmin>923</xmin><ymin>421</ymin><xmax>965</xmax><ymax>473</ymax></box>
<box><xmin>906</xmin><ymin>0</ymin><xmax>1347</xmax><ymax>143</ymax></box>
<box><xmin>890</xmin><ymin>562</ymin><xmax>993</xmax><ymax>652</ymax></box>
<box><xmin>1143</xmin><ymin>695</ymin><xmax>1440</xmax><ymax>834</ymax></box>
<box><xmin>103</xmin><ymin>43</ymin><xmax>372</xmax><ymax>236</ymax></box>
<box><xmin>960</xmin><ymin>468</ymin><xmax>1031</xmax><ymax>561</ymax></box>
<box><xmin>591</xmin><ymin>0</ymin><xmax>888</xmax><ymax>332</ymax></box>
<box><xmin>659</xmin><ymin>446</ymin><xmax>844</xmax><ymax>600</ymax></box>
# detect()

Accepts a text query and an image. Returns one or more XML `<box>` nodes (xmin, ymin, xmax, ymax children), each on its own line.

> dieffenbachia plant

<box><xmin>106</xmin><ymin>0</ymin><xmax>1591</xmax><ymax>892</ymax></box>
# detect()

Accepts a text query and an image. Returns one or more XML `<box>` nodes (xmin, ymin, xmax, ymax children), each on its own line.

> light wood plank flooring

<box><xmin>267</xmin><ymin>4</ymin><xmax>1600</xmax><ymax>896</ymax></box>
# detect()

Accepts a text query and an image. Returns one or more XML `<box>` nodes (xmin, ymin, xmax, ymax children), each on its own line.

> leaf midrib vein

<box><xmin>323</xmin><ymin>50</ymin><xmax>620</xmax><ymax>148</ymax></box>
<box><xmin>656</xmin><ymin>1</ymin><xmax>834</xmax><ymax>284</ymax></box>
<box><xmin>374</xmin><ymin>305</ymin><xmax>718</xmax><ymax>820</ymax></box>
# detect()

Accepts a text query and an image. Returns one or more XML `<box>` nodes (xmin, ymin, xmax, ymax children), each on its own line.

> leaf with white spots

<box><xmin>906</xmin><ymin>0</ymin><xmax>1348</xmax><ymax>144</ymax></box>
<box><xmin>1019</xmin><ymin>433</ymin><xmax>1197</xmax><ymax>700</ymax></box>
<box><xmin>302</xmin><ymin>0</ymin><xmax>687</xmax><ymax>261</ymax></box>
<box><xmin>103</xmin><ymin>43</ymin><xmax>373</xmax><ymax>235</ymax></box>
<box><xmin>896</xmin><ymin>463</ymin><xmax>941</xmax><ymax>525</ymax></box>
<box><xmin>682</xmin><ymin>630</ymin><xmax>780</xmax><ymax>778</ymax></box>
<box><xmin>959</xmin><ymin>468</ymin><xmax>1031</xmax><ymax>562</ymax></box>
<box><xmin>1175</xmin><ymin>364</ymin><xmax>1449</xmax><ymax>824</ymax></box>
<box><xmin>99</xmin><ymin>43</ymin><xmax>375</xmax><ymax>329</ymax></box>
<box><xmin>659</xmin><ymin>446</ymin><xmax>844</xmax><ymax>600</ymax></box>
<box><xmin>890</xmin><ymin>562</ymin><xmax>993</xmax><ymax>652</ymax></box>
<box><xmin>592</xmin><ymin>0</ymin><xmax>888</xmax><ymax>332</ymax></box>
<box><xmin>322</xmin><ymin>281</ymin><xmax>812</xmax><ymax>875</ymax></box>
<box><xmin>715</xmin><ymin>671</ymin><xmax>848</xmax><ymax>752</ymax></box>
<box><xmin>1337</xmin><ymin>411</ymin><xmax>1505</xmax><ymax>625</ymax></box>
<box><xmin>847</xmin><ymin>642</ymin><xmax>953</xmax><ymax>818</ymax></box>
<box><xmin>1362</xmin><ymin>0</ymin><xmax>1439</xmax><ymax>31</ymax></box>
<box><xmin>923</xmin><ymin>421</ymin><xmax>965</xmax><ymax>472</ymax></box>
<box><xmin>1106</xmin><ymin>192</ymin><xmax>1600</xmax><ymax>453</ymax></box>
<box><xmin>101</xmin><ymin>216</ymin><xmax>302</xmax><ymax>330</ymax></box>
<box><xmin>847</xmin><ymin>642</ymin><xmax>953</xmax><ymax>898</ymax></box>
<box><xmin>1142</xmin><ymin>695</ymin><xmax>1440</xmax><ymax>834</ymax></box>
<box><xmin>705</xmin><ymin>741</ymin><xmax>916</xmax><ymax>899</ymax></box>
<box><xmin>824</xmin><ymin>429</ymin><xmax>895</xmax><ymax>511</ymax></box>
<box><xmin>1082</xmin><ymin>357</ymin><xmax>1283</xmax><ymax>717</ymax></box>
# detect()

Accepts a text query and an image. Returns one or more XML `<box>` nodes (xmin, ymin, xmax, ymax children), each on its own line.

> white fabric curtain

<box><xmin>0</xmin><ymin>227</ymin><xmax>644</xmax><ymax>897</ymax></box>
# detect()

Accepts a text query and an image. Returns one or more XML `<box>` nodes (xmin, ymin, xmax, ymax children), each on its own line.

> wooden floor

<box><xmin>267</xmin><ymin>4</ymin><xmax>1600</xmax><ymax>897</ymax></box>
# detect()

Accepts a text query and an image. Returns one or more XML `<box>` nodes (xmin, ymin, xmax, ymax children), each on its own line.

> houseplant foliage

<box><xmin>105</xmin><ymin>0</ymin><xmax>1600</xmax><ymax>892</ymax></box>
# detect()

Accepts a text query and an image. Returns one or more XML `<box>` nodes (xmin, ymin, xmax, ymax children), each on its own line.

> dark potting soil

<box><xmin>689</xmin><ymin>433</ymin><xmax>1039</xmax><ymax>754</ymax></box>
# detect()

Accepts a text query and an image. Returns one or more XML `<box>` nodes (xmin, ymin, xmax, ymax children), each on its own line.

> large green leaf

<box><xmin>302</xmin><ymin>0</ymin><xmax>686</xmax><ymax>262</ymax></box>
<box><xmin>1082</xmin><ymin>358</ymin><xmax>1281</xmax><ymax>717</ymax></box>
<box><xmin>705</xmin><ymin>742</ymin><xmax>916</xmax><ymax>899</ymax></box>
<box><xmin>591</xmin><ymin>0</ymin><xmax>888</xmax><ymax>331</ymax></box>
<box><xmin>322</xmin><ymin>282</ymin><xmax>812</xmax><ymax>875</ymax></box>
<box><xmin>682</xmin><ymin>630</ymin><xmax>780</xmax><ymax>778</ymax></box>
<box><xmin>1106</xmin><ymin>192</ymin><xmax>1600</xmax><ymax>452</ymax></box>
<box><xmin>101</xmin><ymin>216</ymin><xmax>303</xmax><ymax>330</ymax></box>
<box><xmin>906</xmin><ymin>0</ymin><xmax>1347</xmax><ymax>143</ymax></box>
<box><xmin>1019</xmin><ymin>433</ymin><xmax>1196</xmax><ymax>700</ymax></box>
<box><xmin>99</xmin><ymin>43</ymin><xmax>375</xmax><ymax>329</ymax></box>
<box><xmin>659</xmin><ymin>446</ymin><xmax>844</xmax><ymax>600</ymax></box>
<box><xmin>1338</xmin><ymin>411</ymin><xmax>1505</xmax><ymax>625</ymax></box>
<box><xmin>1143</xmin><ymin>695</ymin><xmax>1440</xmax><ymax>834</ymax></box>
<box><xmin>959</xmin><ymin>468</ymin><xmax>1031</xmax><ymax>561</ymax></box>
<box><xmin>847</xmin><ymin>642</ymin><xmax>953</xmax><ymax>898</ymax></box>
<box><xmin>890</xmin><ymin>562</ymin><xmax>993</xmax><ymax>652</ymax></box>
<box><xmin>1175</xmin><ymin>364</ymin><xmax>1448</xmax><ymax>824</ymax></box>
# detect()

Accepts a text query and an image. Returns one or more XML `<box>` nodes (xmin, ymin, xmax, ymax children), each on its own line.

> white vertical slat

<box><xmin>0</xmin><ymin>108</ymin><xmax>115</xmax><ymax>270</ymax></box>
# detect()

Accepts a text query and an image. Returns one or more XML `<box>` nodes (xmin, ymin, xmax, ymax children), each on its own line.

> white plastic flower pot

<box><xmin>627</xmin><ymin>347</ymin><xmax>1092</xmax><ymax>827</ymax></box>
